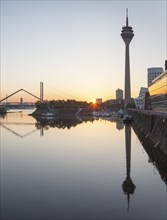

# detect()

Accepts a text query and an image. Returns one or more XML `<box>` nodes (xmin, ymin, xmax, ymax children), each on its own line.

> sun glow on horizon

<box><xmin>91</xmin><ymin>100</ymin><xmax>96</xmax><ymax>104</ymax></box>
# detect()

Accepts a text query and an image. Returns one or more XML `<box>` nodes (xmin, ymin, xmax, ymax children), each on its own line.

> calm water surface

<box><xmin>0</xmin><ymin>111</ymin><xmax>166</xmax><ymax>220</ymax></box>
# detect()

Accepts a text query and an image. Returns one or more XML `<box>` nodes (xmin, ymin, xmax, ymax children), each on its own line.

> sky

<box><xmin>0</xmin><ymin>0</ymin><xmax>166</xmax><ymax>102</ymax></box>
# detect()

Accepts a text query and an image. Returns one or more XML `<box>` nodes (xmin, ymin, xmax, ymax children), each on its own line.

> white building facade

<box><xmin>134</xmin><ymin>87</ymin><xmax>148</xmax><ymax>109</ymax></box>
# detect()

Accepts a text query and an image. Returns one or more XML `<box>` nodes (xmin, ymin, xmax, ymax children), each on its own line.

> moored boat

<box><xmin>42</xmin><ymin>112</ymin><xmax>56</xmax><ymax>118</ymax></box>
<box><xmin>123</xmin><ymin>114</ymin><xmax>132</xmax><ymax>123</ymax></box>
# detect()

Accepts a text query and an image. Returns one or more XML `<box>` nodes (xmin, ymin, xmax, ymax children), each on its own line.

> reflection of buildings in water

<box><xmin>34</xmin><ymin>116</ymin><xmax>95</xmax><ymax>136</ymax></box>
<box><xmin>116</xmin><ymin>118</ymin><xmax>124</xmax><ymax>130</ymax></box>
<box><xmin>40</xmin><ymin>126</ymin><xmax>44</xmax><ymax>136</ymax></box>
<box><xmin>35</xmin><ymin>116</ymin><xmax>126</xmax><ymax>136</ymax></box>
<box><xmin>122</xmin><ymin>125</ymin><xmax>136</xmax><ymax>212</ymax></box>
<box><xmin>100</xmin><ymin>117</ymin><xmax>124</xmax><ymax>130</ymax></box>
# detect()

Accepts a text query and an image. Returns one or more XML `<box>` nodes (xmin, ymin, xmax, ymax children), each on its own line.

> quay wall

<box><xmin>128</xmin><ymin>109</ymin><xmax>167</xmax><ymax>155</ymax></box>
<box><xmin>132</xmin><ymin>123</ymin><xmax>167</xmax><ymax>185</ymax></box>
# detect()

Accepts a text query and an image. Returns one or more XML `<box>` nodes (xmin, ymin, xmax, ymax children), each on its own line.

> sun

<box><xmin>91</xmin><ymin>100</ymin><xmax>96</xmax><ymax>104</ymax></box>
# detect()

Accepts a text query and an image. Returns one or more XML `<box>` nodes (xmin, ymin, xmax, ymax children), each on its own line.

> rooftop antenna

<box><xmin>126</xmin><ymin>8</ymin><xmax>129</xmax><ymax>26</ymax></box>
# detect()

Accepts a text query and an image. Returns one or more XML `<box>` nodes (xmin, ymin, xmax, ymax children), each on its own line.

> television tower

<box><xmin>121</xmin><ymin>9</ymin><xmax>134</xmax><ymax>108</ymax></box>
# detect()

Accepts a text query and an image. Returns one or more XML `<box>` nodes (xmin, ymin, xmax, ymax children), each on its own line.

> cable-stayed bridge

<box><xmin>0</xmin><ymin>82</ymin><xmax>81</xmax><ymax>109</ymax></box>
<box><xmin>0</xmin><ymin>88</ymin><xmax>41</xmax><ymax>109</ymax></box>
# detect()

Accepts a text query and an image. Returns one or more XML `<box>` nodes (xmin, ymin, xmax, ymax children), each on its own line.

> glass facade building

<box><xmin>148</xmin><ymin>71</ymin><xmax>167</xmax><ymax>112</ymax></box>
<box><xmin>147</xmin><ymin>67</ymin><xmax>163</xmax><ymax>87</ymax></box>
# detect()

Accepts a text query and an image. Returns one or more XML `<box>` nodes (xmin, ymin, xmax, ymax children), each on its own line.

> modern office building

<box><xmin>134</xmin><ymin>87</ymin><xmax>148</xmax><ymax>109</ymax></box>
<box><xmin>121</xmin><ymin>9</ymin><xmax>134</xmax><ymax>108</ymax></box>
<box><xmin>147</xmin><ymin>67</ymin><xmax>163</xmax><ymax>87</ymax></box>
<box><xmin>116</xmin><ymin>89</ymin><xmax>123</xmax><ymax>100</ymax></box>
<box><xmin>148</xmin><ymin>61</ymin><xmax>167</xmax><ymax>112</ymax></box>
<box><xmin>138</xmin><ymin>87</ymin><xmax>148</xmax><ymax>97</ymax></box>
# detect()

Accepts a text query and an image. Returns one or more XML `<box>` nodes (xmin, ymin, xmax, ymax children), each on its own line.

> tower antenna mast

<box><xmin>126</xmin><ymin>8</ymin><xmax>129</xmax><ymax>26</ymax></box>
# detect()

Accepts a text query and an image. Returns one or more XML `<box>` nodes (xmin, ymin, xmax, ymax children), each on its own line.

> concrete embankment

<box><xmin>128</xmin><ymin>109</ymin><xmax>167</xmax><ymax>155</ymax></box>
<box><xmin>132</xmin><ymin>122</ymin><xmax>167</xmax><ymax>185</ymax></box>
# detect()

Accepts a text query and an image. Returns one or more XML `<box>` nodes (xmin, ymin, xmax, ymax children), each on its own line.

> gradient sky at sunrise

<box><xmin>0</xmin><ymin>0</ymin><xmax>166</xmax><ymax>102</ymax></box>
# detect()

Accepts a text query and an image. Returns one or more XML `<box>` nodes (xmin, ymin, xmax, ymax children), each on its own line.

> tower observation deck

<box><xmin>121</xmin><ymin>9</ymin><xmax>134</xmax><ymax>107</ymax></box>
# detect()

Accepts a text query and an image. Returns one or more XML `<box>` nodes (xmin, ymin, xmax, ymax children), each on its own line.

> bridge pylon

<box><xmin>40</xmin><ymin>82</ymin><xmax>44</xmax><ymax>101</ymax></box>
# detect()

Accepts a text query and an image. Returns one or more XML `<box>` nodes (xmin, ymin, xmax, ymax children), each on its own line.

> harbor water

<box><xmin>0</xmin><ymin>111</ymin><xmax>166</xmax><ymax>220</ymax></box>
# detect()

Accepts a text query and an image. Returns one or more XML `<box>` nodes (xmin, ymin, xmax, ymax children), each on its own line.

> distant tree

<box><xmin>35</xmin><ymin>101</ymin><xmax>49</xmax><ymax>108</ymax></box>
<box><xmin>35</xmin><ymin>99</ymin><xmax>90</xmax><ymax>108</ymax></box>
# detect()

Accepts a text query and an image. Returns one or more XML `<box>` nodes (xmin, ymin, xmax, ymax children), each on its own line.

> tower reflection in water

<box><xmin>122</xmin><ymin>125</ymin><xmax>136</xmax><ymax>212</ymax></box>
